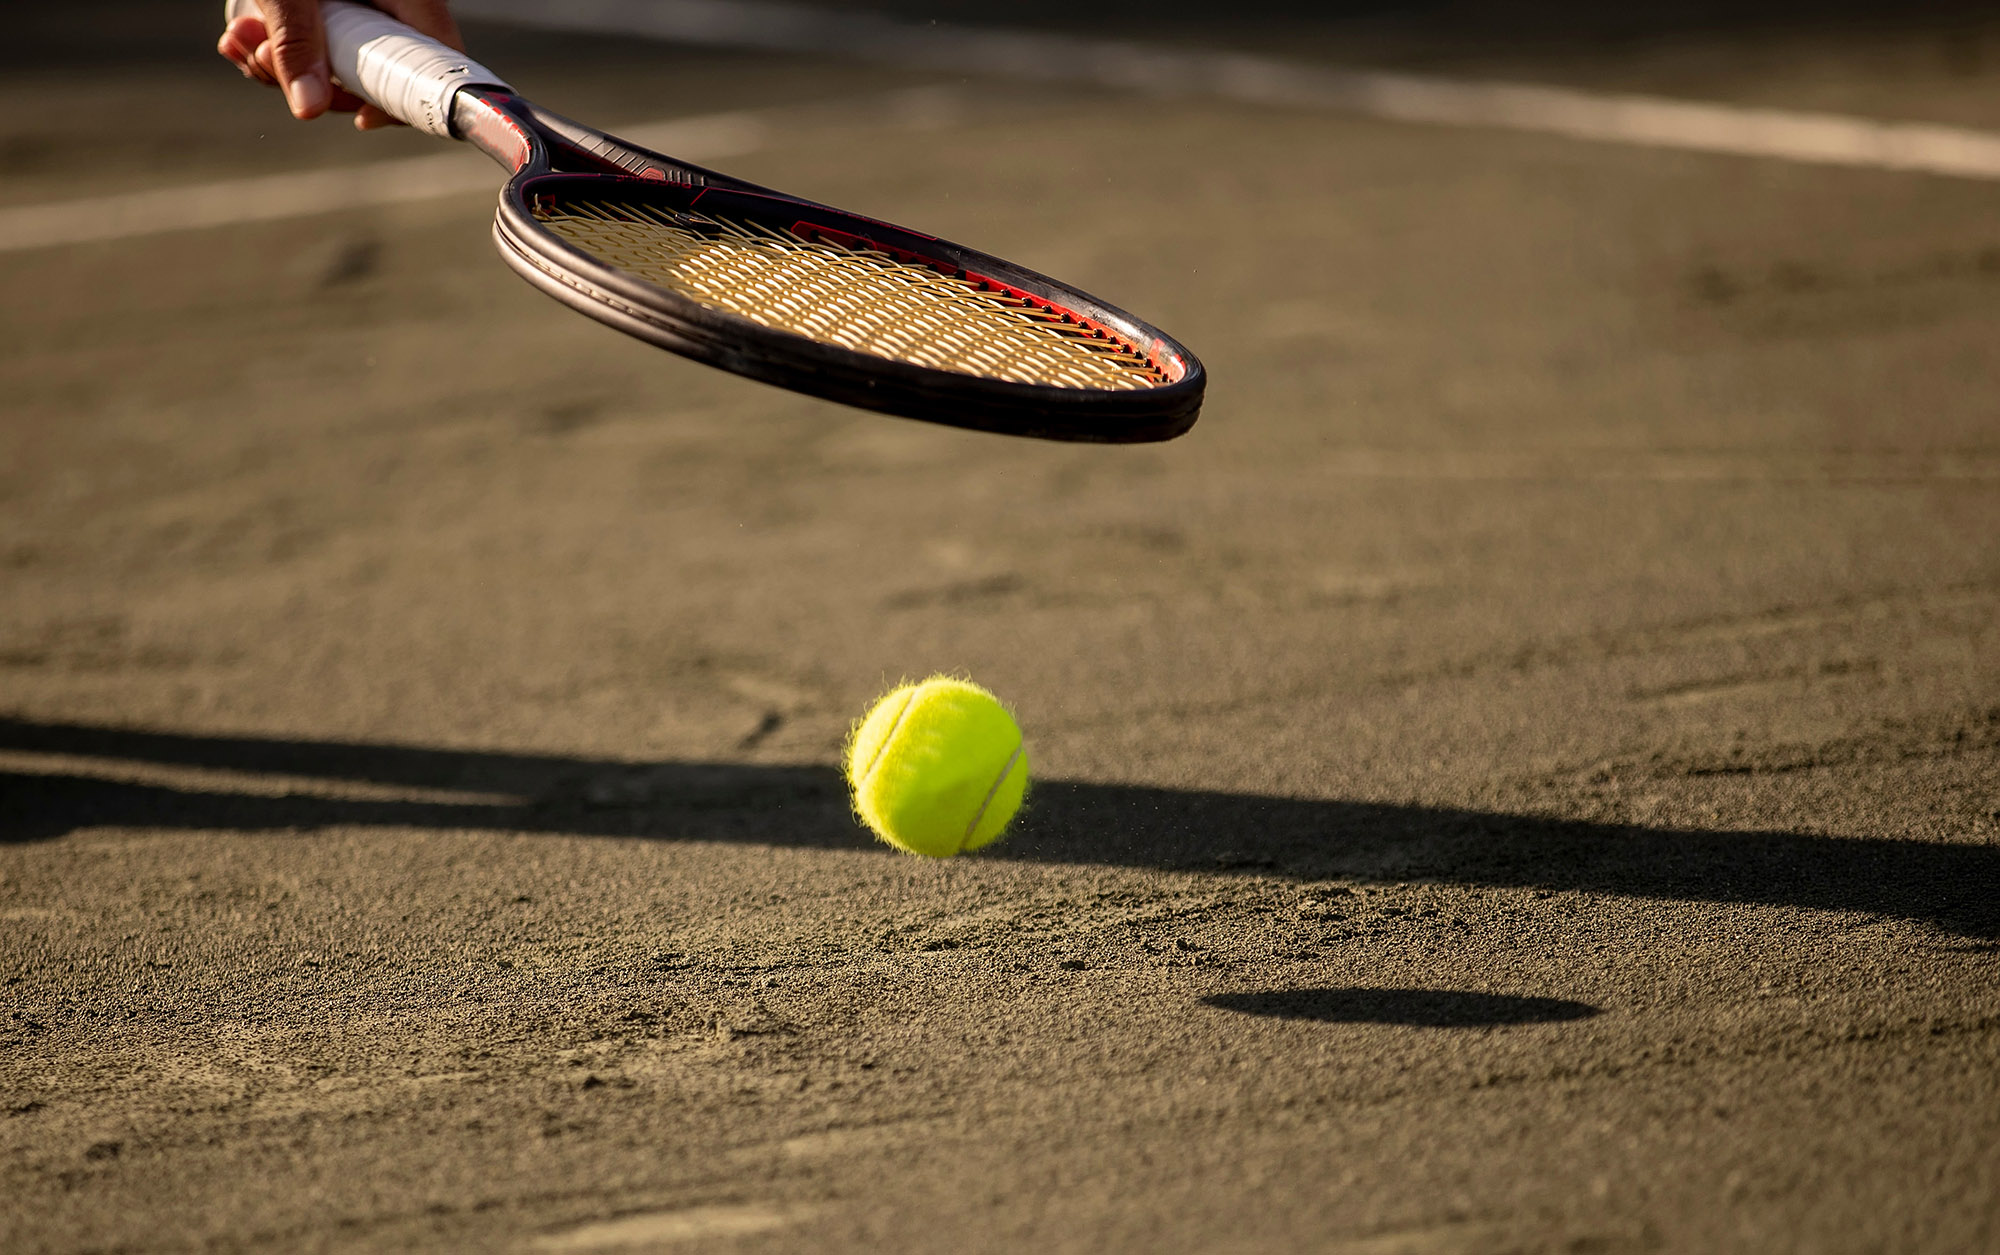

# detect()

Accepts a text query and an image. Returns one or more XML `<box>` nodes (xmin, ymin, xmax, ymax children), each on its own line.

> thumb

<box><xmin>256</xmin><ymin>0</ymin><xmax>332</xmax><ymax>119</ymax></box>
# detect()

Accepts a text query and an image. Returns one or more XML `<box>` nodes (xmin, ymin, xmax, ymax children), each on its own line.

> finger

<box><xmin>254</xmin><ymin>0</ymin><xmax>332</xmax><ymax>119</ymax></box>
<box><xmin>354</xmin><ymin>106</ymin><xmax>407</xmax><ymax>132</ymax></box>
<box><xmin>328</xmin><ymin>86</ymin><xmax>368</xmax><ymax>113</ymax></box>
<box><xmin>216</xmin><ymin>15</ymin><xmax>271</xmax><ymax>81</ymax></box>
<box><xmin>379</xmin><ymin>0</ymin><xmax>466</xmax><ymax>51</ymax></box>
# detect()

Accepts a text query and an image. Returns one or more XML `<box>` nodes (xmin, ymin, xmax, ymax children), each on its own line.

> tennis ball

<box><xmin>845</xmin><ymin>676</ymin><xmax>1029</xmax><ymax>858</ymax></box>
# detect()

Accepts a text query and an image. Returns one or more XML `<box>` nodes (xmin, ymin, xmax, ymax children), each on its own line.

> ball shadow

<box><xmin>1203</xmin><ymin>987</ymin><xmax>1602</xmax><ymax>1027</ymax></box>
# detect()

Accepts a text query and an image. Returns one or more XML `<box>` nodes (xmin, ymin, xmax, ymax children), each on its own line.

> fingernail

<box><xmin>287</xmin><ymin>69</ymin><xmax>330</xmax><ymax>118</ymax></box>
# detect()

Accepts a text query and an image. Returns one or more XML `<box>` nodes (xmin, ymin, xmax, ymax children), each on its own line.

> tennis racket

<box><xmin>223</xmin><ymin>0</ymin><xmax>1204</xmax><ymax>442</ymax></box>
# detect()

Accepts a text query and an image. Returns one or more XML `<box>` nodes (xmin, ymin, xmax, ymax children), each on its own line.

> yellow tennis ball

<box><xmin>846</xmin><ymin>676</ymin><xmax>1029</xmax><ymax>858</ymax></box>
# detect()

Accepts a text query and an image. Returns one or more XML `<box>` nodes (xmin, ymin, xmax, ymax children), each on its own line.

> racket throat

<box><xmin>524</xmin><ymin>102</ymin><xmax>720</xmax><ymax>186</ymax></box>
<box><xmin>454</xmin><ymin>89</ymin><xmax>756</xmax><ymax>190</ymax></box>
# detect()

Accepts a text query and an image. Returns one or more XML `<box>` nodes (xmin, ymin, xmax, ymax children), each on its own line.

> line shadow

<box><xmin>1204</xmin><ymin>988</ymin><xmax>1601</xmax><ymax>1026</ymax></box>
<box><xmin>2</xmin><ymin>716</ymin><xmax>1994</xmax><ymax>938</ymax></box>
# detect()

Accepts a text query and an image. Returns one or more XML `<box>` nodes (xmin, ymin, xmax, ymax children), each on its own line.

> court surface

<box><xmin>2</xmin><ymin>4</ymin><xmax>1997</xmax><ymax>1252</ymax></box>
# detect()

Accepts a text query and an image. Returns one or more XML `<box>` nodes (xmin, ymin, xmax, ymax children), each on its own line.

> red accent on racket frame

<box><xmin>458</xmin><ymin>95</ymin><xmax>534</xmax><ymax>173</ymax></box>
<box><xmin>784</xmin><ymin>221</ymin><xmax>1172</xmax><ymax>377</ymax></box>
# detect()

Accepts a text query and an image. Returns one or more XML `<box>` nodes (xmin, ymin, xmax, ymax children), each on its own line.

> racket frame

<box><xmin>453</xmin><ymin>90</ymin><xmax>1203</xmax><ymax>443</ymax></box>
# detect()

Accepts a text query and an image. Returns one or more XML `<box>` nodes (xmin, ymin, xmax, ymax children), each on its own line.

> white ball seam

<box><xmin>958</xmin><ymin>737</ymin><xmax>1025</xmax><ymax>854</ymax></box>
<box><xmin>854</xmin><ymin>687</ymin><xmax>917</xmax><ymax>793</ymax></box>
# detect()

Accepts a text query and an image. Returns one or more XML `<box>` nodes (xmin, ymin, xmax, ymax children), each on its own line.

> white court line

<box><xmin>461</xmin><ymin>0</ymin><xmax>2000</xmax><ymax>180</ymax></box>
<box><xmin>1311</xmin><ymin>448</ymin><xmax>2000</xmax><ymax>483</ymax></box>
<box><xmin>0</xmin><ymin>111</ymin><xmax>766</xmax><ymax>253</ymax></box>
<box><xmin>532</xmin><ymin>1205</ymin><xmax>810</xmax><ymax>1250</ymax></box>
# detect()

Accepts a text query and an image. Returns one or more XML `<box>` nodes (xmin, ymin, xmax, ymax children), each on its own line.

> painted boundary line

<box><xmin>0</xmin><ymin>112</ymin><xmax>766</xmax><ymax>253</ymax></box>
<box><xmin>463</xmin><ymin>0</ymin><xmax>2000</xmax><ymax>180</ymax></box>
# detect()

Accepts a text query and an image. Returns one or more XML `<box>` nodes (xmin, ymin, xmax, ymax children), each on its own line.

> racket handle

<box><xmin>223</xmin><ymin>0</ymin><xmax>510</xmax><ymax>139</ymax></box>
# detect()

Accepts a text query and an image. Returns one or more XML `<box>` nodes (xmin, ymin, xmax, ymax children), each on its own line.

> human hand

<box><xmin>216</xmin><ymin>1</ymin><xmax>465</xmax><ymax>130</ymax></box>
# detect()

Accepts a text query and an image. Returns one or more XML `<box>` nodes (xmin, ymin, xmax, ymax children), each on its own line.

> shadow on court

<box><xmin>1202</xmin><ymin>988</ymin><xmax>1602</xmax><ymax>1026</ymax></box>
<box><xmin>3</xmin><ymin>716</ymin><xmax>1994</xmax><ymax>939</ymax></box>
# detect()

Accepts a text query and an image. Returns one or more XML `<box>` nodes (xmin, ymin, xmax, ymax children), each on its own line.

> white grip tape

<box><xmin>223</xmin><ymin>0</ymin><xmax>510</xmax><ymax>139</ymax></box>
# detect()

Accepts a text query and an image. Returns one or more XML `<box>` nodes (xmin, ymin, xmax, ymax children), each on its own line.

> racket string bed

<box><xmin>533</xmin><ymin>199</ymin><xmax>1168</xmax><ymax>391</ymax></box>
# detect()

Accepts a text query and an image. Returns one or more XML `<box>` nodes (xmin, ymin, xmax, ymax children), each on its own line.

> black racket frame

<box><xmin>450</xmin><ymin>89</ymin><xmax>1204</xmax><ymax>443</ymax></box>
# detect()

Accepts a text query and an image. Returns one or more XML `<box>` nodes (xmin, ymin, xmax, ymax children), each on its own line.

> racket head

<box><xmin>475</xmin><ymin>105</ymin><xmax>1204</xmax><ymax>443</ymax></box>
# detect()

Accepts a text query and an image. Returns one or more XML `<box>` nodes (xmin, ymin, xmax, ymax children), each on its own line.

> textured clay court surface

<box><xmin>2</xmin><ymin>4</ymin><xmax>1997</xmax><ymax>1251</ymax></box>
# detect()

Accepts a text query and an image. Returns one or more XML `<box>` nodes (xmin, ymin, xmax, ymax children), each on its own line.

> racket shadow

<box><xmin>2</xmin><ymin>716</ymin><xmax>1994</xmax><ymax>939</ymax></box>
